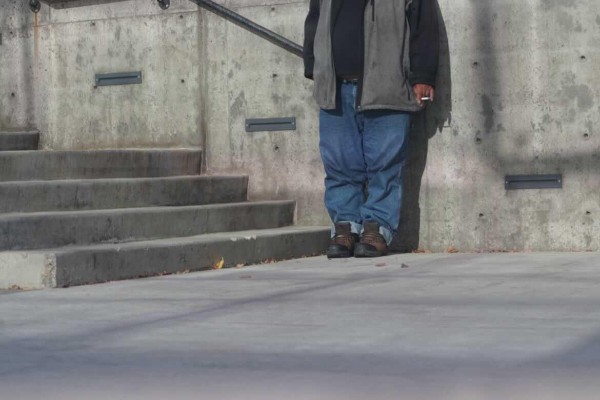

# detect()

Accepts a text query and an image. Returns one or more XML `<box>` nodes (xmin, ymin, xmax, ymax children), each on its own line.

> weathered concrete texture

<box><xmin>202</xmin><ymin>1</ymin><xmax>326</xmax><ymax>228</ymax></box>
<box><xmin>0</xmin><ymin>0</ymin><xmax>203</xmax><ymax>148</ymax></box>
<box><xmin>2</xmin><ymin>252</ymin><xmax>600</xmax><ymax>399</ymax></box>
<box><xmin>414</xmin><ymin>0</ymin><xmax>600</xmax><ymax>252</ymax></box>
<box><xmin>0</xmin><ymin>226</ymin><xmax>329</xmax><ymax>288</ymax></box>
<box><xmin>0</xmin><ymin>2</ymin><xmax>32</xmax><ymax>130</ymax></box>
<box><xmin>0</xmin><ymin>149</ymin><xmax>201</xmax><ymax>181</ymax></box>
<box><xmin>0</xmin><ymin>200</ymin><xmax>295</xmax><ymax>250</ymax></box>
<box><xmin>44</xmin><ymin>12</ymin><xmax>204</xmax><ymax>149</ymax></box>
<box><xmin>0</xmin><ymin>175</ymin><xmax>248</xmax><ymax>213</ymax></box>
<box><xmin>0</xmin><ymin>130</ymin><xmax>39</xmax><ymax>150</ymax></box>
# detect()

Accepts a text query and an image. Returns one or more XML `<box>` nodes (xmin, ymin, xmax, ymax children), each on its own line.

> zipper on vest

<box><xmin>371</xmin><ymin>0</ymin><xmax>375</xmax><ymax>21</ymax></box>
<box><xmin>330</xmin><ymin>0</ymin><xmax>340</xmax><ymax>110</ymax></box>
<box><xmin>331</xmin><ymin>54</ymin><xmax>338</xmax><ymax>109</ymax></box>
<box><xmin>356</xmin><ymin>0</ymin><xmax>370</xmax><ymax>110</ymax></box>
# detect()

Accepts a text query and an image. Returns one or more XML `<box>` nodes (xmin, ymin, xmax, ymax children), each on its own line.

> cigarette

<box><xmin>420</xmin><ymin>97</ymin><xmax>431</xmax><ymax>101</ymax></box>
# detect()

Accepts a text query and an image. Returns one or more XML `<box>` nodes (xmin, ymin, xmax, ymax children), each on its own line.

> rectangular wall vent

<box><xmin>505</xmin><ymin>174</ymin><xmax>562</xmax><ymax>190</ymax></box>
<box><xmin>245</xmin><ymin>117</ymin><xmax>296</xmax><ymax>132</ymax></box>
<box><xmin>95</xmin><ymin>71</ymin><xmax>143</xmax><ymax>87</ymax></box>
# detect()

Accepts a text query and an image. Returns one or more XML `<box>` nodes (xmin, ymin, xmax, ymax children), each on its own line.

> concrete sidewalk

<box><xmin>2</xmin><ymin>252</ymin><xmax>600</xmax><ymax>399</ymax></box>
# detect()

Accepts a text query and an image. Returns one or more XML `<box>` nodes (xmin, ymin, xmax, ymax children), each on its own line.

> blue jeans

<box><xmin>319</xmin><ymin>82</ymin><xmax>411</xmax><ymax>245</ymax></box>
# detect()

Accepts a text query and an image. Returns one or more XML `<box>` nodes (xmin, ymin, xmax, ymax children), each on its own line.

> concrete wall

<box><xmin>419</xmin><ymin>0</ymin><xmax>600</xmax><ymax>252</ymax></box>
<box><xmin>1</xmin><ymin>0</ymin><xmax>599</xmax><ymax>251</ymax></box>
<box><xmin>0</xmin><ymin>0</ymin><xmax>38</xmax><ymax>130</ymax></box>
<box><xmin>1</xmin><ymin>0</ymin><xmax>204</xmax><ymax>148</ymax></box>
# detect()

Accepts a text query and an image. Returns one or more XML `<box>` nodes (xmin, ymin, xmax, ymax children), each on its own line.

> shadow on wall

<box><xmin>392</xmin><ymin>0</ymin><xmax>451</xmax><ymax>253</ymax></box>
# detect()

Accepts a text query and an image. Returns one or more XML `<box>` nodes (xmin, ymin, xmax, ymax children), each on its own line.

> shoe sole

<box><xmin>354</xmin><ymin>244</ymin><xmax>386</xmax><ymax>258</ymax></box>
<box><xmin>327</xmin><ymin>243</ymin><xmax>355</xmax><ymax>259</ymax></box>
<box><xmin>327</xmin><ymin>251</ymin><xmax>353</xmax><ymax>259</ymax></box>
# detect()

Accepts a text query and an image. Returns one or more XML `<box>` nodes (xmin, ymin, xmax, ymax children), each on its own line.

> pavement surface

<box><xmin>2</xmin><ymin>252</ymin><xmax>600</xmax><ymax>399</ymax></box>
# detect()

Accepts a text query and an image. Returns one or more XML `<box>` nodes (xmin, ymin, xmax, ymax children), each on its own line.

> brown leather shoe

<box><xmin>327</xmin><ymin>222</ymin><xmax>359</xmax><ymax>259</ymax></box>
<box><xmin>354</xmin><ymin>220</ymin><xmax>388</xmax><ymax>258</ymax></box>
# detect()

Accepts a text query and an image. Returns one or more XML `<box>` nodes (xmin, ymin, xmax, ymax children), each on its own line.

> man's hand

<box><xmin>413</xmin><ymin>84</ymin><xmax>435</xmax><ymax>108</ymax></box>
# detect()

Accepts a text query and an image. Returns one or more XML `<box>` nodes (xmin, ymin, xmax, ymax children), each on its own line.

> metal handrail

<box><xmin>187</xmin><ymin>0</ymin><xmax>303</xmax><ymax>58</ymax></box>
<box><xmin>29</xmin><ymin>0</ymin><xmax>304</xmax><ymax>58</ymax></box>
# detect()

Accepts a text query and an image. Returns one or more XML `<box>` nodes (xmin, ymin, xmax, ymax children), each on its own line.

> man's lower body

<box><xmin>319</xmin><ymin>81</ymin><xmax>411</xmax><ymax>258</ymax></box>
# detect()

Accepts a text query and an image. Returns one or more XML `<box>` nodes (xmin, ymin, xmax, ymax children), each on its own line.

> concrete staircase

<box><xmin>0</xmin><ymin>131</ymin><xmax>329</xmax><ymax>289</ymax></box>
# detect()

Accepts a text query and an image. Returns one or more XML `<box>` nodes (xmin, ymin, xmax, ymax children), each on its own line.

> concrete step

<box><xmin>0</xmin><ymin>201</ymin><xmax>295</xmax><ymax>251</ymax></box>
<box><xmin>0</xmin><ymin>226</ymin><xmax>330</xmax><ymax>288</ymax></box>
<box><xmin>0</xmin><ymin>131</ymin><xmax>39</xmax><ymax>151</ymax></box>
<box><xmin>0</xmin><ymin>149</ymin><xmax>201</xmax><ymax>181</ymax></box>
<box><xmin>0</xmin><ymin>175</ymin><xmax>248</xmax><ymax>213</ymax></box>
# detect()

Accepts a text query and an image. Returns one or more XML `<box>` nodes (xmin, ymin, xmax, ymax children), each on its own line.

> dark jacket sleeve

<box><xmin>407</xmin><ymin>0</ymin><xmax>440</xmax><ymax>87</ymax></box>
<box><xmin>303</xmin><ymin>0</ymin><xmax>320</xmax><ymax>80</ymax></box>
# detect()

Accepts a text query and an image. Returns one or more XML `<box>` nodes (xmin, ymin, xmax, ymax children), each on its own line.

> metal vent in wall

<box><xmin>95</xmin><ymin>71</ymin><xmax>143</xmax><ymax>87</ymax></box>
<box><xmin>505</xmin><ymin>174</ymin><xmax>563</xmax><ymax>190</ymax></box>
<box><xmin>245</xmin><ymin>117</ymin><xmax>296</xmax><ymax>132</ymax></box>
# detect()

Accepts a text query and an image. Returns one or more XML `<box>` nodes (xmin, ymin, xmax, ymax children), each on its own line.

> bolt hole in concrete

<box><xmin>479</xmin><ymin>213</ymin><xmax>485</xmax><ymax>218</ymax></box>
<box><xmin>180</xmin><ymin>14</ymin><xmax>184</xmax><ymax>19</ymax></box>
<box><xmin>581</xmin><ymin>55</ymin><xmax>586</xmax><ymax>60</ymax></box>
<box><xmin>584</xmin><ymin>133</ymin><xmax>590</xmax><ymax>139</ymax></box>
<box><xmin>472</xmin><ymin>61</ymin><xmax>479</xmax><ymax>67</ymax></box>
<box><xmin>586</xmin><ymin>211</ymin><xmax>591</xmax><ymax>215</ymax></box>
<box><xmin>476</xmin><ymin>137</ymin><xmax>482</xmax><ymax>144</ymax></box>
<box><xmin>274</xmin><ymin>145</ymin><xmax>280</xmax><ymax>151</ymax></box>
<box><xmin>10</xmin><ymin>92</ymin><xmax>15</xmax><ymax>97</ymax></box>
<box><xmin>181</xmin><ymin>79</ymin><xmax>185</xmax><ymax>83</ymax></box>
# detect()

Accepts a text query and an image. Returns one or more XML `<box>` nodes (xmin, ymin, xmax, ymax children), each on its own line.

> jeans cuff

<box><xmin>360</xmin><ymin>225</ymin><xmax>393</xmax><ymax>246</ymax></box>
<box><xmin>330</xmin><ymin>221</ymin><xmax>362</xmax><ymax>238</ymax></box>
<box><xmin>379</xmin><ymin>227</ymin><xmax>393</xmax><ymax>246</ymax></box>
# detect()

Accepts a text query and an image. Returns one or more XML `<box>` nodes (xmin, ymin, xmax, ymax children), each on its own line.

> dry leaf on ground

<box><xmin>212</xmin><ymin>258</ymin><xmax>225</xmax><ymax>270</ymax></box>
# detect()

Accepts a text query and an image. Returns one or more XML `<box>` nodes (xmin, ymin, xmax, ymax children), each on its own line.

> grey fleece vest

<box><xmin>312</xmin><ymin>0</ymin><xmax>420</xmax><ymax>112</ymax></box>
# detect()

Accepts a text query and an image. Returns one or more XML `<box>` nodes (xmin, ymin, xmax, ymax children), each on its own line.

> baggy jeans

<box><xmin>319</xmin><ymin>82</ymin><xmax>411</xmax><ymax>245</ymax></box>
